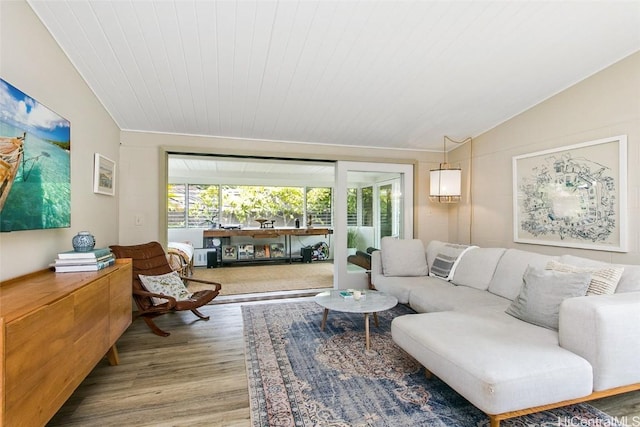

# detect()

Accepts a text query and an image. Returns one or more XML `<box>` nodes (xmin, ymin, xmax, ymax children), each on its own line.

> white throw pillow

<box><xmin>559</xmin><ymin>254</ymin><xmax>640</xmax><ymax>293</ymax></box>
<box><xmin>505</xmin><ymin>266</ymin><xmax>591</xmax><ymax>330</ymax></box>
<box><xmin>546</xmin><ymin>259</ymin><xmax>624</xmax><ymax>296</ymax></box>
<box><xmin>139</xmin><ymin>271</ymin><xmax>192</xmax><ymax>305</ymax></box>
<box><xmin>380</xmin><ymin>237</ymin><xmax>428</xmax><ymax>277</ymax></box>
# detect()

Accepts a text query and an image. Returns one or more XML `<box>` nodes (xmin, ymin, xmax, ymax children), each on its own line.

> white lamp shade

<box><xmin>430</xmin><ymin>168</ymin><xmax>461</xmax><ymax>197</ymax></box>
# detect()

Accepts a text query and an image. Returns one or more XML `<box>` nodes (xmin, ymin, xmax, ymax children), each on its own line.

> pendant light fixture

<box><xmin>429</xmin><ymin>136</ymin><xmax>471</xmax><ymax>203</ymax></box>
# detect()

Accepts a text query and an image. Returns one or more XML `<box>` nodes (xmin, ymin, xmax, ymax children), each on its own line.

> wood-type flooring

<box><xmin>48</xmin><ymin>296</ymin><xmax>640</xmax><ymax>426</ymax></box>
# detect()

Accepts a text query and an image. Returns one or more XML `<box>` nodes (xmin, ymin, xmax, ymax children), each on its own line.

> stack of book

<box><xmin>54</xmin><ymin>247</ymin><xmax>116</xmax><ymax>272</ymax></box>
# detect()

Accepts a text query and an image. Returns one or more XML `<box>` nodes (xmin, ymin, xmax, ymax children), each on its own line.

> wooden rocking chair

<box><xmin>110</xmin><ymin>241</ymin><xmax>222</xmax><ymax>337</ymax></box>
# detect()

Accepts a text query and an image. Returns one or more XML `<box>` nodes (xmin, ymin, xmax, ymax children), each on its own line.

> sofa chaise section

<box><xmin>392</xmin><ymin>310</ymin><xmax>593</xmax><ymax>415</ymax></box>
<box><xmin>371</xmin><ymin>238</ymin><xmax>640</xmax><ymax>426</ymax></box>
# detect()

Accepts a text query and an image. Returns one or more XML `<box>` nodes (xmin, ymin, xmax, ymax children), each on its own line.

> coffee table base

<box><xmin>320</xmin><ymin>308</ymin><xmax>380</xmax><ymax>351</ymax></box>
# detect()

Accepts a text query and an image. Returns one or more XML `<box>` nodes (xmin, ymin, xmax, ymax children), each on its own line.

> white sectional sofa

<box><xmin>370</xmin><ymin>238</ymin><xmax>640</xmax><ymax>427</ymax></box>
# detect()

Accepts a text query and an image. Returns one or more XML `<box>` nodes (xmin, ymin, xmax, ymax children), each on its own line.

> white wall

<box><xmin>4</xmin><ymin>1</ymin><xmax>633</xmax><ymax>281</ymax></box>
<box><xmin>0</xmin><ymin>0</ymin><xmax>120</xmax><ymax>281</ymax></box>
<box><xmin>449</xmin><ymin>52</ymin><xmax>640</xmax><ymax>264</ymax></box>
<box><xmin>0</xmin><ymin>0</ymin><xmax>448</xmax><ymax>281</ymax></box>
<box><xmin>118</xmin><ymin>131</ymin><xmax>448</xmax><ymax>248</ymax></box>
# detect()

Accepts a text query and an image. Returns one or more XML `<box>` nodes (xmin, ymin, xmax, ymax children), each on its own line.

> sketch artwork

<box><xmin>518</xmin><ymin>153</ymin><xmax>614</xmax><ymax>242</ymax></box>
<box><xmin>513</xmin><ymin>136</ymin><xmax>627</xmax><ymax>252</ymax></box>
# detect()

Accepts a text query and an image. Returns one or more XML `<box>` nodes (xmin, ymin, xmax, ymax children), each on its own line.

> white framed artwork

<box><xmin>513</xmin><ymin>135</ymin><xmax>627</xmax><ymax>252</ymax></box>
<box><xmin>93</xmin><ymin>153</ymin><xmax>116</xmax><ymax>196</ymax></box>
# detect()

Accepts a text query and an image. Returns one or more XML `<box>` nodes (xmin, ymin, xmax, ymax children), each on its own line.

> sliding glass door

<box><xmin>334</xmin><ymin>161</ymin><xmax>414</xmax><ymax>289</ymax></box>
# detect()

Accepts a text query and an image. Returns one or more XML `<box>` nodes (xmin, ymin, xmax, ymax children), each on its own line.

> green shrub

<box><xmin>347</xmin><ymin>228</ymin><xmax>359</xmax><ymax>248</ymax></box>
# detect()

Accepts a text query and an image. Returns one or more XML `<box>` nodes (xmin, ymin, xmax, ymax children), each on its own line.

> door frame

<box><xmin>334</xmin><ymin>161</ymin><xmax>414</xmax><ymax>289</ymax></box>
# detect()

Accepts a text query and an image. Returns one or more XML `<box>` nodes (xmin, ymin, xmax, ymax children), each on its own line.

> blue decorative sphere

<box><xmin>72</xmin><ymin>231</ymin><xmax>96</xmax><ymax>252</ymax></box>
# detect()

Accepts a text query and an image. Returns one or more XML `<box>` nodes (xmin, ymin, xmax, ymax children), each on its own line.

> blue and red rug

<box><xmin>243</xmin><ymin>301</ymin><xmax>624</xmax><ymax>427</ymax></box>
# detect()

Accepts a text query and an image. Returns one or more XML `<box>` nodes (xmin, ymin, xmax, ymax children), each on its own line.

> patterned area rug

<box><xmin>243</xmin><ymin>301</ymin><xmax>624</xmax><ymax>427</ymax></box>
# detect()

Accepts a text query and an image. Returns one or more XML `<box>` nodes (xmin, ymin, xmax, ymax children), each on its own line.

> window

<box><xmin>361</xmin><ymin>186</ymin><xmax>373</xmax><ymax>226</ymax></box>
<box><xmin>379</xmin><ymin>184</ymin><xmax>393</xmax><ymax>238</ymax></box>
<box><xmin>347</xmin><ymin>188</ymin><xmax>357</xmax><ymax>226</ymax></box>
<box><xmin>169</xmin><ymin>184</ymin><xmax>332</xmax><ymax>228</ymax></box>
<box><xmin>307</xmin><ymin>187</ymin><xmax>332</xmax><ymax>226</ymax></box>
<box><xmin>188</xmin><ymin>185</ymin><xmax>219</xmax><ymax>227</ymax></box>
<box><xmin>222</xmin><ymin>185</ymin><xmax>303</xmax><ymax>227</ymax></box>
<box><xmin>168</xmin><ymin>184</ymin><xmax>186</xmax><ymax>228</ymax></box>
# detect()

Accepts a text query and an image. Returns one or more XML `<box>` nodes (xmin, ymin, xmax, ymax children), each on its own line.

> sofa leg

<box><xmin>489</xmin><ymin>415</ymin><xmax>500</xmax><ymax>427</ymax></box>
<box><xmin>424</xmin><ymin>368</ymin><xmax>433</xmax><ymax>379</ymax></box>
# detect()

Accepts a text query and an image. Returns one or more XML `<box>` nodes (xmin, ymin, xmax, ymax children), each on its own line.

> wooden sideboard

<box><xmin>203</xmin><ymin>227</ymin><xmax>333</xmax><ymax>264</ymax></box>
<box><xmin>0</xmin><ymin>259</ymin><xmax>132</xmax><ymax>427</ymax></box>
<box><xmin>203</xmin><ymin>227</ymin><xmax>333</xmax><ymax>240</ymax></box>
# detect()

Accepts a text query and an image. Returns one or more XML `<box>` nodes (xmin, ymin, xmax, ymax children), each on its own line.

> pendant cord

<box><xmin>443</xmin><ymin>135</ymin><xmax>473</xmax><ymax>245</ymax></box>
<box><xmin>468</xmin><ymin>138</ymin><xmax>473</xmax><ymax>245</ymax></box>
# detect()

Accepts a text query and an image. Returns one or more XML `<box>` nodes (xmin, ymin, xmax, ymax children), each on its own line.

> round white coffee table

<box><xmin>314</xmin><ymin>289</ymin><xmax>398</xmax><ymax>351</ymax></box>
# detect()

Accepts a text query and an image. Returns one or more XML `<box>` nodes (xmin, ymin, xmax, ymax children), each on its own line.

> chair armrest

<box><xmin>347</xmin><ymin>252</ymin><xmax>371</xmax><ymax>270</ymax></box>
<box><xmin>132</xmin><ymin>288</ymin><xmax>178</xmax><ymax>309</ymax></box>
<box><xmin>559</xmin><ymin>292</ymin><xmax>640</xmax><ymax>391</ymax></box>
<box><xmin>181</xmin><ymin>276</ymin><xmax>222</xmax><ymax>292</ymax></box>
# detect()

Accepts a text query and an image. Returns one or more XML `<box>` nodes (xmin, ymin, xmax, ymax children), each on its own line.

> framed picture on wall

<box><xmin>93</xmin><ymin>153</ymin><xmax>116</xmax><ymax>196</ymax></box>
<box><xmin>512</xmin><ymin>135</ymin><xmax>627</xmax><ymax>252</ymax></box>
<box><xmin>0</xmin><ymin>78</ymin><xmax>71</xmax><ymax>232</ymax></box>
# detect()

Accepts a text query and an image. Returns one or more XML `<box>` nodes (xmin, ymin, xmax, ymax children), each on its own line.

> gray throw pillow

<box><xmin>505</xmin><ymin>266</ymin><xmax>591</xmax><ymax>330</ymax></box>
<box><xmin>380</xmin><ymin>237</ymin><xmax>428</xmax><ymax>277</ymax></box>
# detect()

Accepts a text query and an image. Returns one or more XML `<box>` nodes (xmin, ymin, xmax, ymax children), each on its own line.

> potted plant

<box><xmin>347</xmin><ymin>228</ymin><xmax>358</xmax><ymax>255</ymax></box>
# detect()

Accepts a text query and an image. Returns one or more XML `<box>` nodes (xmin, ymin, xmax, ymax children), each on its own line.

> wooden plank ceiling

<box><xmin>27</xmin><ymin>0</ymin><xmax>640</xmax><ymax>151</ymax></box>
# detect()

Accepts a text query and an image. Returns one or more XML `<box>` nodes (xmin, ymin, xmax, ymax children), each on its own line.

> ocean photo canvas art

<box><xmin>0</xmin><ymin>78</ymin><xmax>71</xmax><ymax>232</ymax></box>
